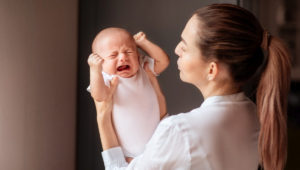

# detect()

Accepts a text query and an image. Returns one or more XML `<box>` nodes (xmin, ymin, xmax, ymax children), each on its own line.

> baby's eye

<box><xmin>126</xmin><ymin>51</ymin><xmax>133</xmax><ymax>54</ymax></box>
<box><xmin>107</xmin><ymin>54</ymin><xmax>117</xmax><ymax>59</ymax></box>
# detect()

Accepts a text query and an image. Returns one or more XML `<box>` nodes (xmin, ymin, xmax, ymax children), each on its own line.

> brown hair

<box><xmin>193</xmin><ymin>4</ymin><xmax>291</xmax><ymax>170</ymax></box>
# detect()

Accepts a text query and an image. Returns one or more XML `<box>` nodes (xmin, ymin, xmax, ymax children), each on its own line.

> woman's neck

<box><xmin>199</xmin><ymin>80</ymin><xmax>241</xmax><ymax>100</ymax></box>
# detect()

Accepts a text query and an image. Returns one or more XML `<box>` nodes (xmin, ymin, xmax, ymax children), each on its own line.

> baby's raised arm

<box><xmin>88</xmin><ymin>53</ymin><xmax>109</xmax><ymax>102</ymax></box>
<box><xmin>134</xmin><ymin>32</ymin><xmax>170</xmax><ymax>74</ymax></box>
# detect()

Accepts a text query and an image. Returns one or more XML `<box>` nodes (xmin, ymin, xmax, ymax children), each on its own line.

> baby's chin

<box><xmin>116</xmin><ymin>70</ymin><xmax>138</xmax><ymax>78</ymax></box>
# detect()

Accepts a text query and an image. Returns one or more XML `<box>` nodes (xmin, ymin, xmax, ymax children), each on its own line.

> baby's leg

<box><xmin>144</xmin><ymin>63</ymin><xmax>167</xmax><ymax>120</ymax></box>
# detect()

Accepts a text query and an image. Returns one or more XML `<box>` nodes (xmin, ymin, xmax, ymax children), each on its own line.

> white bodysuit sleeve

<box><xmin>140</xmin><ymin>55</ymin><xmax>158</xmax><ymax>76</ymax></box>
<box><xmin>101</xmin><ymin>118</ymin><xmax>191</xmax><ymax>170</ymax></box>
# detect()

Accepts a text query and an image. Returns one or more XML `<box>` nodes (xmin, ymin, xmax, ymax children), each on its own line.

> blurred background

<box><xmin>0</xmin><ymin>0</ymin><xmax>299</xmax><ymax>170</ymax></box>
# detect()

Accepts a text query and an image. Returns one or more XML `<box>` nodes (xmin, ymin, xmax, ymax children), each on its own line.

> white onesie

<box><xmin>88</xmin><ymin>56</ymin><xmax>160</xmax><ymax>157</ymax></box>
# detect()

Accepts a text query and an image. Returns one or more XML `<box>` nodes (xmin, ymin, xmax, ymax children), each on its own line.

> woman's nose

<box><xmin>174</xmin><ymin>43</ymin><xmax>181</xmax><ymax>56</ymax></box>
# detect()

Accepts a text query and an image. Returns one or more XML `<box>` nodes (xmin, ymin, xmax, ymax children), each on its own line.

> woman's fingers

<box><xmin>125</xmin><ymin>157</ymin><xmax>133</xmax><ymax>163</ymax></box>
<box><xmin>144</xmin><ymin>62</ymin><xmax>155</xmax><ymax>78</ymax></box>
<box><xmin>108</xmin><ymin>77</ymin><xmax>119</xmax><ymax>99</ymax></box>
<box><xmin>95</xmin><ymin>77</ymin><xmax>118</xmax><ymax>120</ymax></box>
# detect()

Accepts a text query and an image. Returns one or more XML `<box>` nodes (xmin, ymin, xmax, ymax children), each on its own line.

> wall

<box><xmin>0</xmin><ymin>1</ymin><xmax>78</xmax><ymax>170</ymax></box>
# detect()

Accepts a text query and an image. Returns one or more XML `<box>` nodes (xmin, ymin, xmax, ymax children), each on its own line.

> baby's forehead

<box><xmin>97</xmin><ymin>28</ymin><xmax>133</xmax><ymax>42</ymax></box>
<box><xmin>92</xmin><ymin>35</ymin><xmax>136</xmax><ymax>51</ymax></box>
<box><xmin>93</xmin><ymin>28</ymin><xmax>135</xmax><ymax>50</ymax></box>
<box><xmin>95</xmin><ymin>37</ymin><xmax>135</xmax><ymax>50</ymax></box>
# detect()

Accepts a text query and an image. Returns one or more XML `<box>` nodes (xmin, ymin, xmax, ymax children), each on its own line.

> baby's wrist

<box><xmin>136</xmin><ymin>38</ymin><xmax>149</xmax><ymax>47</ymax></box>
<box><xmin>90</xmin><ymin>67</ymin><xmax>102</xmax><ymax>74</ymax></box>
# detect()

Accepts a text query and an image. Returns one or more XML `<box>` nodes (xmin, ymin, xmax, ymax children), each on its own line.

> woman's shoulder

<box><xmin>158</xmin><ymin>108</ymin><xmax>201</xmax><ymax>132</ymax></box>
<box><xmin>160</xmin><ymin>108</ymin><xmax>196</xmax><ymax>123</ymax></box>
<box><xmin>158</xmin><ymin>113</ymin><xmax>184</xmax><ymax>129</ymax></box>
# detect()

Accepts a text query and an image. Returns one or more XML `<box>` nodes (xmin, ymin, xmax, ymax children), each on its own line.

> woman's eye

<box><xmin>179</xmin><ymin>42</ymin><xmax>186</xmax><ymax>52</ymax></box>
<box><xmin>181</xmin><ymin>46</ymin><xmax>186</xmax><ymax>52</ymax></box>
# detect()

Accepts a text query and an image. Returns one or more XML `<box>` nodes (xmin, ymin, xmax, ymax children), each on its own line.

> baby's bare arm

<box><xmin>88</xmin><ymin>53</ymin><xmax>109</xmax><ymax>101</ymax></box>
<box><xmin>134</xmin><ymin>32</ymin><xmax>170</xmax><ymax>74</ymax></box>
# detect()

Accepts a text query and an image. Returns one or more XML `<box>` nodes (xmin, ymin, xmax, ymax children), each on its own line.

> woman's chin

<box><xmin>179</xmin><ymin>73</ymin><xmax>194</xmax><ymax>85</ymax></box>
<box><xmin>179</xmin><ymin>72</ymin><xmax>187</xmax><ymax>82</ymax></box>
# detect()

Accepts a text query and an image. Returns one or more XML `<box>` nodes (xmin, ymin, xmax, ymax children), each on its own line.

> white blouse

<box><xmin>101</xmin><ymin>92</ymin><xmax>260</xmax><ymax>170</ymax></box>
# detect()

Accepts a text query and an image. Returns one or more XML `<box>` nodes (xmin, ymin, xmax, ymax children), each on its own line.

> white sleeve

<box><xmin>141</xmin><ymin>55</ymin><xmax>158</xmax><ymax>76</ymax></box>
<box><xmin>101</xmin><ymin>118</ymin><xmax>191</xmax><ymax>170</ymax></box>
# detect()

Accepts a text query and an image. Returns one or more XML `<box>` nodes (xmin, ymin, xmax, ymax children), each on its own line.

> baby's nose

<box><xmin>119</xmin><ymin>53</ymin><xmax>128</xmax><ymax>62</ymax></box>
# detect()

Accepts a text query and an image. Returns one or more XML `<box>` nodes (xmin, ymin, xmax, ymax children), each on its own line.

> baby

<box><xmin>87</xmin><ymin>27</ymin><xmax>169</xmax><ymax>158</ymax></box>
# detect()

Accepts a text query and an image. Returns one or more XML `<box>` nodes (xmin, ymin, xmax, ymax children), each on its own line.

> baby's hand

<box><xmin>134</xmin><ymin>31</ymin><xmax>147</xmax><ymax>45</ymax></box>
<box><xmin>87</xmin><ymin>53</ymin><xmax>104</xmax><ymax>72</ymax></box>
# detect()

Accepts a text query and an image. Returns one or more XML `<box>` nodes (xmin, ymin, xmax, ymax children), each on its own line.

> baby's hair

<box><xmin>92</xmin><ymin>27</ymin><xmax>135</xmax><ymax>52</ymax></box>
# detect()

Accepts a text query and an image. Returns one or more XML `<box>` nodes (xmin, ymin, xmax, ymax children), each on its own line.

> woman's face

<box><xmin>175</xmin><ymin>15</ymin><xmax>209</xmax><ymax>88</ymax></box>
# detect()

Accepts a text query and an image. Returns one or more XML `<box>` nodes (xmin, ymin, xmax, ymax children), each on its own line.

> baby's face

<box><xmin>93</xmin><ymin>35</ymin><xmax>139</xmax><ymax>78</ymax></box>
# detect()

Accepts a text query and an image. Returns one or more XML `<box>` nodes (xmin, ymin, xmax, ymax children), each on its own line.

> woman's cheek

<box><xmin>182</xmin><ymin>57</ymin><xmax>196</xmax><ymax>73</ymax></box>
<box><xmin>177</xmin><ymin>58</ymin><xmax>181</xmax><ymax>70</ymax></box>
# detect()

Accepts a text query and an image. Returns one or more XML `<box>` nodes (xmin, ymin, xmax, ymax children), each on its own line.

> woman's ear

<box><xmin>207</xmin><ymin>62</ymin><xmax>218</xmax><ymax>81</ymax></box>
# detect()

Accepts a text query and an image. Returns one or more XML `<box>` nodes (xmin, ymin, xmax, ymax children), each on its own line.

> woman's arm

<box><xmin>100</xmin><ymin>116</ymin><xmax>192</xmax><ymax>170</ymax></box>
<box><xmin>94</xmin><ymin>77</ymin><xmax>119</xmax><ymax>150</ymax></box>
<box><xmin>134</xmin><ymin>32</ymin><xmax>170</xmax><ymax>74</ymax></box>
<box><xmin>95</xmin><ymin>69</ymin><xmax>193</xmax><ymax>169</ymax></box>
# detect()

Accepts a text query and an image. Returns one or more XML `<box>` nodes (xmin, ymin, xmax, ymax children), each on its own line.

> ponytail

<box><xmin>256</xmin><ymin>35</ymin><xmax>291</xmax><ymax>170</ymax></box>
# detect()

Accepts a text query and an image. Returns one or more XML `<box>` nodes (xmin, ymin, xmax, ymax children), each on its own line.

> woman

<box><xmin>94</xmin><ymin>4</ymin><xmax>291</xmax><ymax>170</ymax></box>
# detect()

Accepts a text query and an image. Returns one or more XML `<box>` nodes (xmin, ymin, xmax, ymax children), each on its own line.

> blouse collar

<box><xmin>201</xmin><ymin>92</ymin><xmax>247</xmax><ymax>107</ymax></box>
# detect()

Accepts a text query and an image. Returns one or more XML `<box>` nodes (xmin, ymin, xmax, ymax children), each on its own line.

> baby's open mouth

<box><xmin>117</xmin><ymin>65</ymin><xmax>130</xmax><ymax>71</ymax></box>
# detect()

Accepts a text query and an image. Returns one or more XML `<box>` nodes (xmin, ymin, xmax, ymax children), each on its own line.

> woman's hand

<box><xmin>94</xmin><ymin>77</ymin><xmax>120</xmax><ymax>150</ymax></box>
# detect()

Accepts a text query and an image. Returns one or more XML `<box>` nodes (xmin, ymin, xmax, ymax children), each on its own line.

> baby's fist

<box><xmin>134</xmin><ymin>31</ymin><xmax>147</xmax><ymax>45</ymax></box>
<box><xmin>88</xmin><ymin>53</ymin><xmax>104</xmax><ymax>71</ymax></box>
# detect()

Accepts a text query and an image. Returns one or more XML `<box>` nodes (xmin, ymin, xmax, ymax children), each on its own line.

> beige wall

<box><xmin>0</xmin><ymin>1</ymin><xmax>77</xmax><ymax>170</ymax></box>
